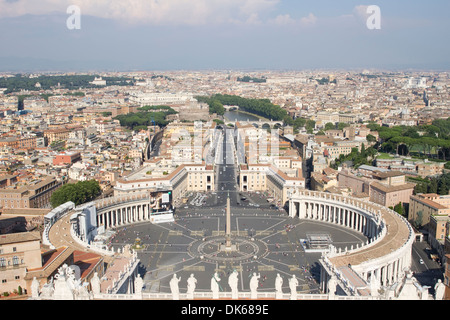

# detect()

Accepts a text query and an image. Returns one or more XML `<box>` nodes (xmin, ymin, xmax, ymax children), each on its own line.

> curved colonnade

<box><xmin>94</xmin><ymin>193</ymin><xmax>157</xmax><ymax>229</ymax></box>
<box><xmin>289</xmin><ymin>190</ymin><xmax>415</xmax><ymax>296</ymax></box>
<box><xmin>50</xmin><ymin>190</ymin><xmax>415</xmax><ymax>298</ymax></box>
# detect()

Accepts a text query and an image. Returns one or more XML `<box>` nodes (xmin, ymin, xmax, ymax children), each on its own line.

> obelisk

<box><xmin>225</xmin><ymin>192</ymin><xmax>232</xmax><ymax>249</ymax></box>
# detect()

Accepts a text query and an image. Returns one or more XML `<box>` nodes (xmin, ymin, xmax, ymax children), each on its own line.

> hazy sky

<box><xmin>0</xmin><ymin>0</ymin><xmax>449</xmax><ymax>72</ymax></box>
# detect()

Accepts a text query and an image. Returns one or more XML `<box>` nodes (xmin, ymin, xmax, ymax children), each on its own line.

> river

<box><xmin>224</xmin><ymin>110</ymin><xmax>261</xmax><ymax>122</ymax></box>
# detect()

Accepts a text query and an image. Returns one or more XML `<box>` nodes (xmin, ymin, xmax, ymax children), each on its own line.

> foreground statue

<box><xmin>275</xmin><ymin>274</ymin><xmax>283</xmax><ymax>299</ymax></box>
<box><xmin>170</xmin><ymin>274</ymin><xmax>181</xmax><ymax>300</ymax></box>
<box><xmin>249</xmin><ymin>273</ymin><xmax>260</xmax><ymax>300</ymax></box>
<box><xmin>187</xmin><ymin>274</ymin><xmax>197</xmax><ymax>300</ymax></box>
<box><xmin>289</xmin><ymin>275</ymin><xmax>298</xmax><ymax>300</ymax></box>
<box><xmin>211</xmin><ymin>272</ymin><xmax>221</xmax><ymax>299</ymax></box>
<box><xmin>228</xmin><ymin>270</ymin><xmax>239</xmax><ymax>299</ymax></box>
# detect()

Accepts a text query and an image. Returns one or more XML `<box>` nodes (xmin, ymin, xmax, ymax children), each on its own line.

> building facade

<box><xmin>0</xmin><ymin>232</ymin><xmax>42</xmax><ymax>293</ymax></box>
<box><xmin>114</xmin><ymin>163</ymin><xmax>215</xmax><ymax>208</ymax></box>
<box><xmin>0</xmin><ymin>177</ymin><xmax>62</xmax><ymax>209</ymax></box>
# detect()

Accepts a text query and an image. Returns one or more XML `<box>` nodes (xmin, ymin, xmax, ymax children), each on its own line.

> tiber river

<box><xmin>223</xmin><ymin>110</ymin><xmax>261</xmax><ymax>122</ymax></box>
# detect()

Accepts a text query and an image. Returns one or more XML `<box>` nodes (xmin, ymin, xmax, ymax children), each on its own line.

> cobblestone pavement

<box><xmin>108</xmin><ymin>207</ymin><xmax>366</xmax><ymax>294</ymax></box>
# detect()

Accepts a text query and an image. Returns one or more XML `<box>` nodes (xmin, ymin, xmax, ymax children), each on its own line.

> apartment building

<box><xmin>0</xmin><ymin>177</ymin><xmax>62</xmax><ymax>209</ymax></box>
<box><xmin>239</xmin><ymin>163</ymin><xmax>305</xmax><ymax>206</ymax></box>
<box><xmin>53</xmin><ymin>152</ymin><xmax>82</xmax><ymax>166</ymax></box>
<box><xmin>369</xmin><ymin>181</ymin><xmax>415</xmax><ymax>208</ymax></box>
<box><xmin>44</xmin><ymin>128</ymin><xmax>71</xmax><ymax>146</ymax></box>
<box><xmin>337</xmin><ymin>169</ymin><xmax>415</xmax><ymax>208</ymax></box>
<box><xmin>0</xmin><ymin>175</ymin><xmax>18</xmax><ymax>188</ymax></box>
<box><xmin>338</xmin><ymin>113</ymin><xmax>357</xmax><ymax>124</ymax></box>
<box><xmin>409</xmin><ymin>194</ymin><xmax>450</xmax><ymax>230</ymax></box>
<box><xmin>114</xmin><ymin>163</ymin><xmax>215</xmax><ymax>207</ymax></box>
<box><xmin>338</xmin><ymin>170</ymin><xmax>371</xmax><ymax>195</ymax></box>
<box><xmin>310</xmin><ymin>168</ymin><xmax>338</xmax><ymax>192</ymax></box>
<box><xmin>0</xmin><ymin>136</ymin><xmax>37</xmax><ymax>151</ymax></box>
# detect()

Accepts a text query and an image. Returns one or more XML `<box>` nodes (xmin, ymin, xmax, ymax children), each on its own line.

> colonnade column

<box><xmin>98</xmin><ymin>203</ymin><xmax>155</xmax><ymax>230</ymax></box>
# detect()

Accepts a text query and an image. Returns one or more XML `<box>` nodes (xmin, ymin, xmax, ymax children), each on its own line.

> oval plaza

<box><xmin>42</xmin><ymin>186</ymin><xmax>419</xmax><ymax>300</ymax></box>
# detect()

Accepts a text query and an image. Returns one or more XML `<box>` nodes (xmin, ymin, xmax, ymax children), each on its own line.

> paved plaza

<box><xmin>108</xmin><ymin>128</ymin><xmax>367</xmax><ymax>295</ymax></box>
<box><xmin>109</xmin><ymin>204</ymin><xmax>367</xmax><ymax>295</ymax></box>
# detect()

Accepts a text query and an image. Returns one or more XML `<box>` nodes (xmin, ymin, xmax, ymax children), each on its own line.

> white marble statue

<box><xmin>75</xmin><ymin>282</ymin><xmax>90</xmax><ymax>300</ymax></box>
<box><xmin>134</xmin><ymin>274</ymin><xmax>143</xmax><ymax>296</ymax></box>
<box><xmin>397</xmin><ymin>272</ymin><xmax>423</xmax><ymax>300</ymax></box>
<box><xmin>53</xmin><ymin>264</ymin><xmax>75</xmax><ymax>300</ymax></box>
<box><xmin>289</xmin><ymin>275</ymin><xmax>298</xmax><ymax>300</ymax></box>
<box><xmin>434</xmin><ymin>279</ymin><xmax>445</xmax><ymax>301</ymax></box>
<box><xmin>211</xmin><ymin>272</ymin><xmax>221</xmax><ymax>299</ymax></box>
<box><xmin>327</xmin><ymin>276</ymin><xmax>337</xmax><ymax>299</ymax></box>
<box><xmin>187</xmin><ymin>274</ymin><xmax>197</xmax><ymax>300</ymax></box>
<box><xmin>275</xmin><ymin>274</ymin><xmax>283</xmax><ymax>299</ymax></box>
<box><xmin>40</xmin><ymin>280</ymin><xmax>54</xmax><ymax>300</ymax></box>
<box><xmin>249</xmin><ymin>272</ymin><xmax>260</xmax><ymax>300</ymax></box>
<box><xmin>228</xmin><ymin>270</ymin><xmax>239</xmax><ymax>299</ymax></box>
<box><xmin>31</xmin><ymin>277</ymin><xmax>40</xmax><ymax>299</ymax></box>
<box><xmin>170</xmin><ymin>274</ymin><xmax>181</xmax><ymax>300</ymax></box>
<box><xmin>90</xmin><ymin>272</ymin><xmax>101</xmax><ymax>296</ymax></box>
<box><xmin>370</xmin><ymin>273</ymin><xmax>380</xmax><ymax>297</ymax></box>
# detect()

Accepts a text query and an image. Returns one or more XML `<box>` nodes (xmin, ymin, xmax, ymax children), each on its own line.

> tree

<box><xmin>209</xmin><ymin>100</ymin><xmax>225</xmax><ymax>116</ymax></box>
<box><xmin>283</xmin><ymin>115</ymin><xmax>294</xmax><ymax>126</ymax></box>
<box><xmin>325</xmin><ymin>122</ymin><xmax>335</xmax><ymax>131</ymax></box>
<box><xmin>293</xmin><ymin>117</ymin><xmax>306</xmax><ymax>130</ymax></box>
<box><xmin>428</xmin><ymin>178</ymin><xmax>438</xmax><ymax>194</ymax></box>
<box><xmin>366</xmin><ymin>134</ymin><xmax>377</xmax><ymax>143</ymax></box>
<box><xmin>438</xmin><ymin>179</ymin><xmax>448</xmax><ymax>195</ymax></box>
<box><xmin>196</xmin><ymin>94</ymin><xmax>288</xmax><ymax>121</ymax></box>
<box><xmin>393</xmin><ymin>202</ymin><xmax>405</xmax><ymax>217</ymax></box>
<box><xmin>338</xmin><ymin>123</ymin><xmax>350</xmax><ymax>130</ymax></box>
<box><xmin>50</xmin><ymin>180</ymin><xmax>101</xmax><ymax>207</ymax></box>
<box><xmin>415</xmin><ymin>211</ymin><xmax>424</xmax><ymax>229</ymax></box>
<box><xmin>306</xmin><ymin>120</ymin><xmax>316</xmax><ymax>131</ymax></box>
<box><xmin>414</xmin><ymin>182</ymin><xmax>428</xmax><ymax>194</ymax></box>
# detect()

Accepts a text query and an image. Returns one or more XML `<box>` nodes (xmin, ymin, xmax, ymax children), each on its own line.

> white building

<box><xmin>128</xmin><ymin>92</ymin><xmax>195</xmax><ymax>106</ymax></box>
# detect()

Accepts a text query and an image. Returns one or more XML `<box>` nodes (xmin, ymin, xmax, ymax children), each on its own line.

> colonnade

<box><xmin>97</xmin><ymin>201</ymin><xmax>152</xmax><ymax>230</ymax></box>
<box><xmin>289</xmin><ymin>199</ymin><xmax>380</xmax><ymax>239</ymax></box>
<box><xmin>362</xmin><ymin>256</ymin><xmax>410</xmax><ymax>288</ymax></box>
<box><xmin>288</xmin><ymin>190</ymin><xmax>414</xmax><ymax>296</ymax></box>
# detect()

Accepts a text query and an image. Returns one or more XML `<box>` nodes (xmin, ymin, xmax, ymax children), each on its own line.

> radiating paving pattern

<box><xmin>108</xmin><ymin>209</ymin><xmax>367</xmax><ymax>295</ymax></box>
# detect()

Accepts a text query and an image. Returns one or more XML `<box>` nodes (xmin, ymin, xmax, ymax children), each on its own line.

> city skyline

<box><xmin>0</xmin><ymin>0</ymin><xmax>449</xmax><ymax>72</ymax></box>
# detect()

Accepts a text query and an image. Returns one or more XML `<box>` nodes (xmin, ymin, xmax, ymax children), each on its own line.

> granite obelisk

<box><xmin>226</xmin><ymin>192</ymin><xmax>231</xmax><ymax>249</ymax></box>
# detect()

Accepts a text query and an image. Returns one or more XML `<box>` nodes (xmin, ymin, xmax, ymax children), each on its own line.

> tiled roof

<box><xmin>0</xmin><ymin>231</ymin><xmax>41</xmax><ymax>245</ymax></box>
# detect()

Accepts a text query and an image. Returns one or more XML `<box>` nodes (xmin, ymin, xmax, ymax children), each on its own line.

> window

<box><xmin>0</xmin><ymin>258</ymin><xmax>5</xmax><ymax>268</ymax></box>
<box><xmin>13</xmin><ymin>256</ymin><xmax>19</xmax><ymax>266</ymax></box>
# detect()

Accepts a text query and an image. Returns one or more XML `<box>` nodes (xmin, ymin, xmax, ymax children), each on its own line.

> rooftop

<box><xmin>0</xmin><ymin>231</ymin><xmax>41</xmax><ymax>245</ymax></box>
<box><xmin>370</xmin><ymin>181</ymin><xmax>415</xmax><ymax>193</ymax></box>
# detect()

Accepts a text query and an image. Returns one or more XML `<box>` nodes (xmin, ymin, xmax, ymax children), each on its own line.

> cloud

<box><xmin>269</xmin><ymin>13</ymin><xmax>317</xmax><ymax>27</ymax></box>
<box><xmin>352</xmin><ymin>5</ymin><xmax>371</xmax><ymax>22</ymax></box>
<box><xmin>299</xmin><ymin>13</ymin><xmax>317</xmax><ymax>26</ymax></box>
<box><xmin>0</xmin><ymin>0</ymin><xmax>280</xmax><ymax>26</ymax></box>
<box><xmin>245</xmin><ymin>13</ymin><xmax>263</xmax><ymax>25</ymax></box>
<box><xmin>270</xmin><ymin>14</ymin><xmax>296</xmax><ymax>26</ymax></box>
